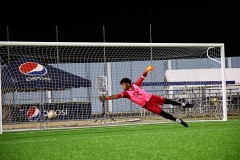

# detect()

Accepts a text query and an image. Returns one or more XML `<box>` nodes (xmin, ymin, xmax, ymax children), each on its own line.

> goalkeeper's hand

<box><xmin>145</xmin><ymin>65</ymin><xmax>154</xmax><ymax>73</ymax></box>
<box><xmin>98</xmin><ymin>95</ymin><xmax>106</xmax><ymax>102</ymax></box>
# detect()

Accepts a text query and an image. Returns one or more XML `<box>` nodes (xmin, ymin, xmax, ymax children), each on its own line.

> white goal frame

<box><xmin>0</xmin><ymin>42</ymin><xmax>227</xmax><ymax>134</ymax></box>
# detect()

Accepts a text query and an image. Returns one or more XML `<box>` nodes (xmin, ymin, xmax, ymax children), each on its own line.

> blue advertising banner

<box><xmin>4</xmin><ymin>102</ymin><xmax>92</xmax><ymax>123</ymax></box>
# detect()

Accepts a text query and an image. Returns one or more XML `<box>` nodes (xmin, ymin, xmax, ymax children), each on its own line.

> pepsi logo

<box><xmin>19</xmin><ymin>62</ymin><xmax>47</xmax><ymax>76</ymax></box>
<box><xmin>27</xmin><ymin>106</ymin><xmax>41</xmax><ymax>121</ymax></box>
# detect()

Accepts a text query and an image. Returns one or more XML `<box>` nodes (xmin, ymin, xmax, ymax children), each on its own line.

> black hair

<box><xmin>120</xmin><ymin>78</ymin><xmax>132</xmax><ymax>84</ymax></box>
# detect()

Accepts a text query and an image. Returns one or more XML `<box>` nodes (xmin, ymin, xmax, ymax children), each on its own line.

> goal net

<box><xmin>0</xmin><ymin>42</ymin><xmax>227</xmax><ymax>133</ymax></box>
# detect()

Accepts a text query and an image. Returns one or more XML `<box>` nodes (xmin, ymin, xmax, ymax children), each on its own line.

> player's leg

<box><xmin>159</xmin><ymin>110</ymin><xmax>188</xmax><ymax>127</ymax></box>
<box><xmin>144</xmin><ymin>95</ymin><xmax>188</xmax><ymax>127</ymax></box>
<box><xmin>164</xmin><ymin>98</ymin><xmax>193</xmax><ymax>108</ymax></box>
<box><xmin>148</xmin><ymin>95</ymin><xmax>190</xmax><ymax>108</ymax></box>
<box><xmin>144</xmin><ymin>104</ymin><xmax>188</xmax><ymax>127</ymax></box>
<box><xmin>161</xmin><ymin>97</ymin><xmax>189</xmax><ymax>127</ymax></box>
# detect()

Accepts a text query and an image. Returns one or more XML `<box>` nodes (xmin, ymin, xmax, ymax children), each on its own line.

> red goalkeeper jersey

<box><xmin>116</xmin><ymin>72</ymin><xmax>152</xmax><ymax>106</ymax></box>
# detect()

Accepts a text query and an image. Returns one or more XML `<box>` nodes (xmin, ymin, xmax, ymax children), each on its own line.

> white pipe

<box><xmin>221</xmin><ymin>46</ymin><xmax>227</xmax><ymax>121</ymax></box>
<box><xmin>228</xmin><ymin>57</ymin><xmax>232</xmax><ymax>68</ymax></box>
<box><xmin>207</xmin><ymin>47</ymin><xmax>221</xmax><ymax>64</ymax></box>
<box><xmin>167</xmin><ymin>60</ymin><xmax>172</xmax><ymax>99</ymax></box>
<box><xmin>47</xmin><ymin>91</ymin><xmax>52</xmax><ymax>103</ymax></box>
<box><xmin>107</xmin><ymin>63</ymin><xmax>113</xmax><ymax>112</ymax></box>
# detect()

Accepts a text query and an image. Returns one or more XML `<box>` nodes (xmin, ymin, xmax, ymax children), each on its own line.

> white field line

<box><xmin>5</xmin><ymin>122</ymin><xmax>176</xmax><ymax>134</ymax></box>
<box><xmin>0</xmin><ymin>127</ymin><xmax>239</xmax><ymax>144</ymax></box>
<box><xmin>6</xmin><ymin>119</ymin><xmax>237</xmax><ymax>134</ymax></box>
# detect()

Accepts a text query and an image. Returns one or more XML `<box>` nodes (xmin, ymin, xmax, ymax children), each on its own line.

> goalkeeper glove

<box><xmin>98</xmin><ymin>95</ymin><xmax>106</xmax><ymax>102</ymax></box>
<box><xmin>145</xmin><ymin>65</ymin><xmax>154</xmax><ymax>73</ymax></box>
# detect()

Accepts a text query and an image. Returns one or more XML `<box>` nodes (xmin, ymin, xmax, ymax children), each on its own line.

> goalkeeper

<box><xmin>98</xmin><ymin>65</ymin><xmax>193</xmax><ymax>127</ymax></box>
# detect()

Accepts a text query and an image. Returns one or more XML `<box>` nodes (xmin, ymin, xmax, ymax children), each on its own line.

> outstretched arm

<box><xmin>98</xmin><ymin>95</ymin><xmax>117</xmax><ymax>102</ymax></box>
<box><xmin>135</xmin><ymin>65</ymin><xmax>154</xmax><ymax>86</ymax></box>
<box><xmin>98</xmin><ymin>91</ymin><xmax>129</xmax><ymax>102</ymax></box>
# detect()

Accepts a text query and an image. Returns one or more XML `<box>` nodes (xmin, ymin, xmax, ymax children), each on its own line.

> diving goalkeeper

<box><xmin>98</xmin><ymin>66</ymin><xmax>193</xmax><ymax>127</ymax></box>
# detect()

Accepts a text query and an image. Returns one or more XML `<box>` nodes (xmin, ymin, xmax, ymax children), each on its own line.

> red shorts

<box><xmin>143</xmin><ymin>95</ymin><xmax>165</xmax><ymax>115</ymax></box>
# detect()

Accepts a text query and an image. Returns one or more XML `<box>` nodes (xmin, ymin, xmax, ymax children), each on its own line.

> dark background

<box><xmin>0</xmin><ymin>2</ymin><xmax>239</xmax><ymax>57</ymax></box>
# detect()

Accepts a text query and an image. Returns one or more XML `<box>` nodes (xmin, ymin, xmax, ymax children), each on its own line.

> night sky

<box><xmin>0</xmin><ymin>2</ymin><xmax>239</xmax><ymax>57</ymax></box>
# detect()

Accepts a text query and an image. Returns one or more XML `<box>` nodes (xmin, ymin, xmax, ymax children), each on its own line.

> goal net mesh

<box><xmin>0</xmin><ymin>44</ymin><xmax>225</xmax><ymax>132</ymax></box>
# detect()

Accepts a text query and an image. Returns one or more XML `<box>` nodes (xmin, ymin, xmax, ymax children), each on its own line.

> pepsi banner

<box><xmin>4</xmin><ymin>102</ymin><xmax>91</xmax><ymax>123</ymax></box>
<box><xmin>2</xmin><ymin>57</ymin><xmax>91</xmax><ymax>93</ymax></box>
<box><xmin>19</xmin><ymin>62</ymin><xmax>48</xmax><ymax>76</ymax></box>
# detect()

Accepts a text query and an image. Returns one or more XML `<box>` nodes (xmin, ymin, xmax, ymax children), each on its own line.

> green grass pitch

<box><xmin>0</xmin><ymin>120</ymin><xmax>240</xmax><ymax>160</ymax></box>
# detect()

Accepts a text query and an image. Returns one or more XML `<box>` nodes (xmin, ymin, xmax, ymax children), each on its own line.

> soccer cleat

<box><xmin>180</xmin><ymin>119</ymin><xmax>188</xmax><ymax>127</ymax></box>
<box><xmin>181</xmin><ymin>102</ymin><xmax>193</xmax><ymax>108</ymax></box>
<box><xmin>181</xmin><ymin>103</ymin><xmax>186</xmax><ymax>107</ymax></box>
<box><xmin>185</xmin><ymin>103</ymin><xmax>194</xmax><ymax>108</ymax></box>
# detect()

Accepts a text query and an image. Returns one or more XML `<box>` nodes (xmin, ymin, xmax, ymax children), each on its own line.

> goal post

<box><xmin>0</xmin><ymin>42</ymin><xmax>227</xmax><ymax>133</ymax></box>
<box><xmin>221</xmin><ymin>46</ymin><xmax>227</xmax><ymax>121</ymax></box>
